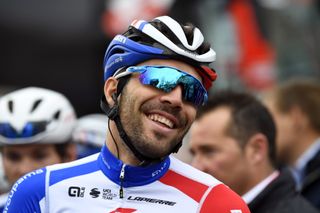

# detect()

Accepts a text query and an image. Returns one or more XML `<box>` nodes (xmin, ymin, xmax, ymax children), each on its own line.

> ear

<box><xmin>104</xmin><ymin>77</ymin><xmax>118</xmax><ymax>106</ymax></box>
<box><xmin>245</xmin><ymin>133</ymin><xmax>268</xmax><ymax>166</ymax></box>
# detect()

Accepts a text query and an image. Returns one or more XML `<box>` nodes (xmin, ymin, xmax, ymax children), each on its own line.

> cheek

<box><xmin>209</xmin><ymin>152</ymin><xmax>243</xmax><ymax>177</ymax></box>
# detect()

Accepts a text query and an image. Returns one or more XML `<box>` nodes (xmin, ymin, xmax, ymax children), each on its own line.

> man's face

<box><xmin>189</xmin><ymin>107</ymin><xmax>251</xmax><ymax>195</ymax></box>
<box><xmin>118</xmin><ymin>59</ymin><xmax>200</xmax><ymax>159</ymax></box>
<box><xmin>2</xmin><ymin>144</ymin><xmax>62</xmax><ymax>185</ymax></box>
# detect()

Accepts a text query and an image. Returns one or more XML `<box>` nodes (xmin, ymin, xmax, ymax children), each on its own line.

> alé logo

<box><xmin>110</xmin><ymin>207</ymin><xmax>136</xmax><ymax>213</ymax></box>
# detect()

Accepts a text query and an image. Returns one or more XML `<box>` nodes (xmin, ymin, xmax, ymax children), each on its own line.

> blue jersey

<box><xmin>3</xmin><ymin>145</ymin><xmax>250</xmax><ymax>213</ymax></box>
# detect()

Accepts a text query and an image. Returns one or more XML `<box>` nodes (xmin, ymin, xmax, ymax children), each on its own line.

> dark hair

<box><xmin>272</xmin><ymin>79</ymin><xmax>320</xmax><ymax>133</ymax></box>
<box><xmin>197</xmin><ymin>90</ymin><xmax>277</xmax><ymax>167</ymax></box>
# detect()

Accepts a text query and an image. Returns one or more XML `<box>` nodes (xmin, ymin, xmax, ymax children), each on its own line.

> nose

<box><xmin>159</xmin><ymin>85</ymin><xmax>183</xmax><ymax>107</ymax></box>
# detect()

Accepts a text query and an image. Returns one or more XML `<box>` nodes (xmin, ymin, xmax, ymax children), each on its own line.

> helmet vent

<box><xmin>150</xmin><ymin>21</ymin><xmax>181</xmax><ymax>46</ymax></box>
<box><xmin>30</xmin><ymin>99</ymin><xmax>42</xmax><ymax>113</ymax></box>
<box><xmin>53</xmin><ymin>110</ymin><xmax>61</xmax><ymax>120</ymax></box>
<box><xmin>110</xmin><ymin>48</ymin><xmax>125</xmax><ymax>55</ymax></box>
<box><xmin>8</xmin><ymin>100</ymin><xmax>14</xmax><ymax>113</ymax></box>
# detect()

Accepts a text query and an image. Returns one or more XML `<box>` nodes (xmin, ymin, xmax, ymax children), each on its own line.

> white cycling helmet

<box><xmin>72</xmin><ymin>114</ymin><xmax>108</xmax><ymax>148</ymax></box>
<box><xmin>0</xmin><ymin>87</ymin><xmax>76</xmax><ymax>145</ymax></box>
<box><xmin>103</xmin><ymin>15</ymin><xmax>217</xmax><ymax>90</ymax></box>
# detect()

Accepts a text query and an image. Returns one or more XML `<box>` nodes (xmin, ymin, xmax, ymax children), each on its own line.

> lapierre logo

<box><xmin>90</xmin><ymin>188</ymin><xmax>101</xmax><ymax>198</ymax></box>
<box><xmin>68</xmin><ymin>186</ymin><xmax>85</xmax><ymax>197</ymax></box>
<box><xmin>127</xmin><ymin>196</ymin><xmax>176</xmax><ymax>206</ymax></box>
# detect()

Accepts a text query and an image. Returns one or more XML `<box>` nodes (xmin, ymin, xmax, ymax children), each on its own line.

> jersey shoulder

<box><xmin>168</xmin><ymin>155</ymin><xmax>222</xmax><ymax>186</ymax></box>
<box><xmin>164</xmin><ymin>156</ymin><xmax>251</xmax><ymax>213</ymax></box>
<box><xmin>3</xmin><ymin>168</ymin><xmax>46</xmax><ymax>213</ymax></box>
<box><xmin>200</xmin><ymin>184</ymin><xmax>251</xmax><ymax>213</ymax></box>
<box><xmin>47</xmin><ymin>153</ymin><xmax>100</xmax><ymax>186</ymax></box>
<box><xmin>159</xmin><ymin>156</ymin><xmax>221</xmax><ymax>203</ymax></box>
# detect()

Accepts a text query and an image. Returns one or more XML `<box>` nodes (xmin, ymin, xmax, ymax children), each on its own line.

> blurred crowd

<box><xmin>0</xmin><ymin>0</ymin><xmax>319</xmax><ymax>212</ymax></box>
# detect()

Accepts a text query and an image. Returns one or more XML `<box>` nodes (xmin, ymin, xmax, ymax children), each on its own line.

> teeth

<box><xmin>148</xmin><ymin>114</ymin><xmax>174</xmax><ymax>128</ymax></box>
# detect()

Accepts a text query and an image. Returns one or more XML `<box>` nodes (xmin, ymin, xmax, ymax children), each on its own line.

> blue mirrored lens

<box><xmin>127</xmin><ymin>66</ymin><xmax>208</xmax><ymax>106</ymax></box>
<box><xmin>0</xmin><ymin>122</ymin><xmax>47</xmax><ymax>138</ymax></box>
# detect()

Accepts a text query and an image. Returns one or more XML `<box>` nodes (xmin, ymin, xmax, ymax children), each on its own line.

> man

<box><xmin>3</xmin><ymin>16</ymin><xmax>250</xmax><ymax>212</ymax></box>
<box><xmin>0</xmin><ymin>87</ymin><xmax>77</xmax><ymax>212</ymax></box>
<box><xmin>263</xmin><ymin>79</ymin><xmax>320</xmax><ymax>210</ymax></box>
<box><xmin>189</xmin><ymin>90</ymin><xmax>318</xmax><ymax>212</ymax></box>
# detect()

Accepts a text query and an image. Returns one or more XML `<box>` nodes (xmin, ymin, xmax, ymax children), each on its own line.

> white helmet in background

<box><xmin>72</xmin><ymin>114</ymin><xmax>108</xmax><ymax>148</ymax></box>
<box><xmin>72</xmin><ymin>114</ymin><xmax>108</xmax><ymax>158</ymax></box>
<box><xmin>0</xmin><ymin>87</ymin><xmax>76</xmax><ymax>145</ymax></box>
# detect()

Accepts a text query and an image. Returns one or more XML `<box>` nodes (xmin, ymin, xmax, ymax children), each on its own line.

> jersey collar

<box><xmin>98</xmin><ymin>145</ymin><xmax>170</xmax><ymax>187</ymax></box>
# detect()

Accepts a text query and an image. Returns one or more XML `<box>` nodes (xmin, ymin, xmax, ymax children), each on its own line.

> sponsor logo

<box><xmin>231</xmin><ymin>210</ymin><xmax>243</xmax><ymax>213</ymax></box>
<box><xmin>114</xmin><ymin>35</ymin><xmax>127</xmax><ymax>44</ymax></box>
<box><xmin>105</xmin><ymin>56</ymin><xmax>123</xmax><ymax>70</ymax></box>
<box><xmin>127</xmin><ymin>196</ymin><xmax>176</xmax><ymax>206</ymax></box>
<box><xmin>110</xmin><ymin>207</ymin><xmax>137</xmax><ymax>213</ymax></box>
<box><xmin>90</xmin><ymin>188</ymin><xmax>101</xmax><ymax>198</ymax></box>
<box><xmin>102</xmin><ymin>189</ymin><xmax>117</xmax><ymax>200</ymax></box>
<box><xmin>68</xmin><ymin>186</ymin><xmax>85</xmax><ymax>197</ymax></box>
<box><xmin>4</xmin><ymin>169</ymin><xmax>44</xmax><ymax>212</ymax></box>
<box><xmin>151</xmin><ymin>162</ymin><xmax>167</xmax><ymax>177</ymax></box>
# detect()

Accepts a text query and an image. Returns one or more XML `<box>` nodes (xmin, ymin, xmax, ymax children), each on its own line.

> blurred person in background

<box><xmin>263</xmin><ymin>79</ymin><xmax>320</xmax><ymax>210</ymax></box>
<box><xmin>72</xmin><ymin>113</ymin><xmax>108</xmax><ymax>159</ymax></box>
<box><xmin>189</xmin><ymin>90</ymin><xmax>319</xmax><ymax>213</ymax></box>
<box><xmin>0</xmin><ymin>87</ymin><xmax>77</xmax><ymax>212</ymax></box>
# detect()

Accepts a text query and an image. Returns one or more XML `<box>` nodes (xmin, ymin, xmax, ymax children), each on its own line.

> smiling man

<box><xmin>3</xmin><ymin>16</ymin><xmax>250</xmax><ymax>213</ymax></box>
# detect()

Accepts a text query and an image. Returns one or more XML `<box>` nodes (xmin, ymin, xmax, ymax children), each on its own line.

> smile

<box><xmin>148</xmin><ymin>114</ymin><xmax>174</xmax><ymax>129</ymax></box>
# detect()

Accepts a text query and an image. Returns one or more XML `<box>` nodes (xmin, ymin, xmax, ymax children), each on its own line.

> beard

<box><xmin>118</xmin><ymin>90</ymin><xmax>190</xmax><ymax>159</ymax></box>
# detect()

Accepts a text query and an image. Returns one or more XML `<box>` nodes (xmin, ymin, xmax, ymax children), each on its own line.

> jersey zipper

<box><xmin>119</xmin><ymin>164</ymin><xmax>126</xmax><ymax>199</ymax></box>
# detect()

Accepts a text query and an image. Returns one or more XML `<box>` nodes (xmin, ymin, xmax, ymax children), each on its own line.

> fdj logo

<box><xmin>68</xmin><ymin>186</ymin><xmax>85</xmax><ymax>197</ymax></box>
<box><xmin>90</xmin><ymin>188</ymin><xmax>101</xmax><ymax>198</ymax></box>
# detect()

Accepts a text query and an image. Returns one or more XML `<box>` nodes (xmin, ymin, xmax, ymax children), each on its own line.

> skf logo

<box><xmin>231</xmin><ymin>210</ymin><xmax>242</xmax><ymax>213</ymax></box>
<box><xmin>110</xmin><ymin>207</ymin><xmax>136</xmax><ymax>213</ymax></box>
<box><xmin>90</xmin><ymin>188</ymin><xmax>101</xmax><ymax>198</ymax></box>
<box><xmin>68</xmin><ymin>186</ymin><xmax>85</xmax><ymax>197</ymax></box>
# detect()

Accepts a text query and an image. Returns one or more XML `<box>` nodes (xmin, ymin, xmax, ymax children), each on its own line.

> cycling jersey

<box><xmin>3</xmin><ymin>145</ymin><xmax>250</xmax><ymax>213</ymax></box>
<box><xmin>0</xmin><ymin>192</ymin><xmax>8</xmax><ymax>212</ymax></box>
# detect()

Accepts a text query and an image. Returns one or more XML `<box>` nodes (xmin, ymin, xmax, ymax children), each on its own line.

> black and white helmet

<box><xmin>104</xmin><ymin>15</ymin><xmax>217</xmax><ymax>90</ymax></box>
<box><xmin>0</xmin><ymin>87</ymin><xmax>76</xmax><ymax>145</ymax></box>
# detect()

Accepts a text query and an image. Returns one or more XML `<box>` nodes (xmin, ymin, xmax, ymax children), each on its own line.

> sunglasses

<box><xmin>0</xmin><ymin>121</ymin><xmax>47</xmax><ymax>139</ymax></box>
<box><xmin>116</xmin><ymin>65</ymin><xmax>208</xmax><ymax>107</ymax></box>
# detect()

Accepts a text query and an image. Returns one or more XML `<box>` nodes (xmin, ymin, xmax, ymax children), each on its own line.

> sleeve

<box><xmin>199</xmin><ymin>184</ymin><xmax>251</xmax><ymax>213</ymax></box>
<box><xmin>3</xmin><ymin>168</ymin><xmax>47</xmax><ymax>213</ymax></box>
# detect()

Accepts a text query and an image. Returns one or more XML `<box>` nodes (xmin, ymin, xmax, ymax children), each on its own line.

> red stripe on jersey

<box><xmin>199</xmin><ymin>184</ymin><xmax>251</xmax><ymax>213</ymax></box>
<box><xmin>159</xmin><ymin>169</ymin><xmax>209</xmax><ymax>202</ymax></box>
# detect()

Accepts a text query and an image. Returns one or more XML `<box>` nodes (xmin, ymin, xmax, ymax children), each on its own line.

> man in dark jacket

<box><xmin>189</xmin><ymin>90</ymin><xmax>319</xmax><ymax>213</ymax></box>
<box><xmin>263</xmin><ymin>79</ymin><xmax>320</xmax><ymax>210</ymax></box>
